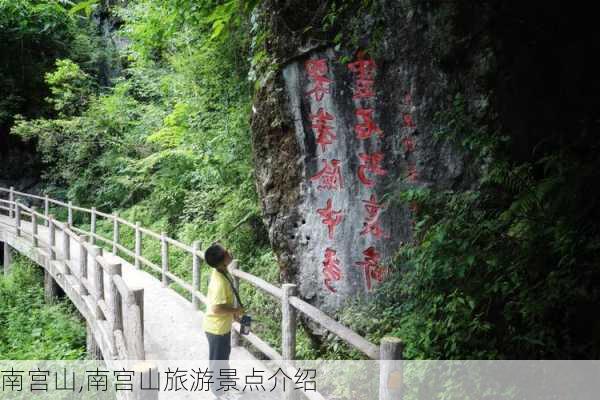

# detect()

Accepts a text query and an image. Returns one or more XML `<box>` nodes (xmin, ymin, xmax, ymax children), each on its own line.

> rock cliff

<box><xmin>251</xmin><ymin>0</ymin><xmax>487</xmax><ymax>313</ymax></box>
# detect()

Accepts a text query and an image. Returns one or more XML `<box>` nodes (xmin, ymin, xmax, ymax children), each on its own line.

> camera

<box><xmin>240</xmin><ymin>315</ymin><xmax>251</xmax><ymax>335</ymax></box>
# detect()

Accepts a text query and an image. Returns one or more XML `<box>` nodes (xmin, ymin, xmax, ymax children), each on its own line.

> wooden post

<box><xmin>49</xmin><ymin>215</ymin><xmax>56</xmax><ymax>261</ymax></box>
<box><xmin>45</xmin><ymin>214</ymin><xmax>62</xmax><ymax>302</ymax></box>
<box><xmin>86</xmin><ymin>323</ymin><xmax>103</xmax><ymax>360</ymax></box>
<box><xmin>192</xmin><ymin>241</ymin><xmax>202</xmax><ymax>309</ymax></box>
<box><xmin>44</xmin><ymin>195</ymin><xmax>49</xmax><ymax>226</ymax></box>
<box><xmin>129</xmin><ymin>288</ymin><xmax>145</xmax><ymax>360</ymax></box>
<box><xmin>112</xmin><ymin>277</ymin><xmax>123</xmax><ymax>334</ymax></box>
<box><xmin>3</xmin><ymin>242</ymin><xmax>11</xmax><ymax>276</ymax></box>
<box><xmin>134</xmin><ymin>222</ymin><xmax>141</xmax><ymax>269</ymax></box>
<box><xmin>106</xmin><ymin>262</ymin><xmax>123</xmax><ymax>342</ymax></box>
<box><xmin>15</xmin><ymin>201</ymin><xmax>21</xmax><ymax>237</ymax></box>
<box><xmin>44</xmin><ymin>195</ymin><xmax>50</xmax><ymax>226</ymax></box>
<box><xmin>379</xmin><ymin>337</ymin><xmax>404</xmax><ymax>400</ymax></box>
<box><xmin>9</xmin><ymin>186</ymin><xmax>14</xmax><ymax>218</ymax></box>
<box><xmin>160</xmin><ymin>233</ymin><xmax>169</xmax><ymax>287</ymax></box>
<box><xmin>282</xmin><ymin>283</ymin><xmax>297</xmax><ymax>361</ymax></box>
<box><xmin>32</xmin><ymin>206</ymin><xmax>38</xmax><ymax>247</ymax></box>
<box><xmin>68</xmin><ymin>201</ymin><xmax>73</xmax><ymax>226</ymax></box>
<box><xmin>229</xmin><ymin>260</ymin><xmax>241</xmax><ymax>347</ymax></box>
<box><xmin>44</xmin><ymin>270</ymin><xmax>62</xmax><ymax>303</ymax></box>
<box><xmin>91</xmin><ymin>245</ymin><xmax>105</xmax><ymax>319</ymax></box>
<box><xmin>133</xmin><ymin>288</ymin><xmax>145</xmax><ymax>343</ymax></box>
<box><xmin>62</xmin><ymin>224</ymin><xmax>71</xmax><ymax>273</ymax></box>
<box><xmin>79</xmin><ymin>237</ymin><xmax>89</xmax><ymax>296</ymax></box>
<box><xmin>90</xmin><ymin>207</ymin><xmax>97</xmax><ymax>245</ymax></box>
<box><xmin>112</xmin><ymin>212</ymin><xmax>119</xmax><ymax>255</ymax></box>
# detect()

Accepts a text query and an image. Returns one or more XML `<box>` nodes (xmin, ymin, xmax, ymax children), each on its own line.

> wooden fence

<box><xmin>0</xmin><ymin>195</ymin><xmax>145</xmax><ymax>362</ymax></box>
<box><xmin>0</xmin><ymin>186</ymin><xmax>403</xmax><ymax>400</ymax></box>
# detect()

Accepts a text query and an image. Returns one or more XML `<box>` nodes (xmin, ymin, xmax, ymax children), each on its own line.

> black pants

<box><xmin>206</xmin><ymin>331</ymin><xmax>231</xmax><ymax>395</ymax></box>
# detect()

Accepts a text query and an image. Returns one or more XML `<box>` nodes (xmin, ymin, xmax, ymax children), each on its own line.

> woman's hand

<box><xmin>233</xmin><ymin>307</ymin><xmax>245</xmax><ymax>320</ymax></box>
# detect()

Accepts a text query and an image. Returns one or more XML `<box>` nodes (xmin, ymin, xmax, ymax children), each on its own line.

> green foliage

<box><xmin>205</xmin><ymin>0</ymin><xmax>240</xmax><ymax>41</ymax></box>
<box><xmin>69</xmin><ymin>0</ymin><xmax>98</xmax><ymax>17</ymax></box>
<box><xmin>0</xmin><ymin>0</ymin><xmax>105</xmax><ymax>130</ymax></box>
<box><xmin>321</xmin><ymin>0</ymin><xmax>387</xmax><ymax>58</ymax></box>
<box><xmin>13</xmin><ymin>0</ymin><xmax>288</xmax><ymax>357</ymax></box>
<box><xmin>0</xmin><ymin>0</ymin><xmax>73</xmax><ymax>126</ymax></box>
<box><xmin>146</xmin><ymin>102</ymin><xmax>189</xmax><ymax>148</ymax></box>
<box><xmin>0</xmin><ymin>257</ymin><xmax>86</xmax><ymax>359</ymax></box>
<box><xmin>45</xmin><ymin>58</ymin><xmax>96</xmax><ymax>116</ymax></box>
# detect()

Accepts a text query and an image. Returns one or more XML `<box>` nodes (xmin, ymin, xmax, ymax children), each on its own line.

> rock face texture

<box><xmin>252</xmin><ymin>0</ymin><xmax>484</xmax><ymax>313</ymax></box>
<box><xmin>0</xmin><ymin>138</ymin><xmax>40</xmax><ymax>193</ymax></box>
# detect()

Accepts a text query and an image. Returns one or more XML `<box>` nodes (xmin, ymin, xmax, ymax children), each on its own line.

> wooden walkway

<box><xmin>0</xmin><ymin>187</ymin><xmax>403</xmax><ymax>400</ymax></box>
<box><xmin>0</xmin><ymin>215</ymin><xmax>280</xmax><ymax>400</ymax></box>
<box><xmin>0</xmin><ymin>213</ymin><xmax>258</xmax><ymax>362</ymax></box>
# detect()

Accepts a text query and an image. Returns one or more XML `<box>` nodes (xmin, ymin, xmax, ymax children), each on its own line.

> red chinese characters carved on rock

<box><xmin>317</xmin><ymin>198</ymin><xmax>344</xmax><ymax>240</ymax></box>
<box><xmin>348</xmin><ymin>59</ymin><xmax>376</xmax><ymax>99</ymax></box>
<box><xmin>310</xmin><ymin>108</ymin><xmax>336</xmax><ymax>151</ymax></box>
<box><xmin>354</xmin><ymin>108</ymin><xmax>383</xmax><ymax>140</ymax></box>
<box><xmin>305</xmin><ymin>59</ymin><xmax>331</xmax><ymax>101</ymax></box>
<box><xmin>403</xmin><ymin>113</ymin><xmax>416</xmax><ymax>128</ymax></box>
<box><xmin>355</xmin><ymin>247</ymin><xmax>388</xmax><ymax>291</ymax></box>
<box><xmin>357</xmin><ymin>152</ymin><xmax>387</xmax><ymax>188</ymax></box>
<box><xmin>311</xmin><ymin>159</ymin><xmax>343</xmax><ymax>191</ymax></box>
<box><xmin>401</xmin><ymin>136</ymin><xmax>415</xmax><ymax>153</ymax></box>
<box><xmin>406</xmin><ymin>162</ymin><xmax>418</xmax><ymax>182</ymax></box>
<box><xmin>403</xmin><ymin>92</ymin><xmax>417</xmax><ymax>128</ymax></box>
<box><xmin>360</xmin><ymin>194</ymin><xmax>387</xmax><ymax>239</ymax></box>
<box><xmin>322</xmin><ymin>248</ymin><xmax>342</xmax><ymax>292</ymax></box>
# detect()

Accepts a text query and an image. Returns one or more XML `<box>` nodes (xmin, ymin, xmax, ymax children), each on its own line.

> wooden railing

<box><xmin>0</xmin><ymin>186</ymin><xmax>403</xmax><ymax>399</ymax></box>
<box><xmin>0</xmin><ymin>195</ymin><xmax>145</xmax><ymax>361</ymax></box>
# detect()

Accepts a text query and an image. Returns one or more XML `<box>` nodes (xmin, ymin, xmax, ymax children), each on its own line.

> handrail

<box><xmin>0</xmin><ymin>186</ymin><xmax>389</xmax><ymax>362</ymax></box>
<box><xmin>0</xmin><ymin>195</ymin><xmax>145</xmax><ymax>361</ymax></box>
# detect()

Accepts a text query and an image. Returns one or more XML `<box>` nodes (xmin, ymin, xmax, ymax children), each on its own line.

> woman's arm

<box><xmin>212</xmin><ymin>304</ymin><xmax>244</xmax><ymax>317</ymax></box>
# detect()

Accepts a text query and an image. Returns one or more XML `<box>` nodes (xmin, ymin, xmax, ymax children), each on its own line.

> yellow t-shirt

<box><xmin>203</xmin><ymin>268</ymin><xmax>234</xmax><ymax>335</ymax></box>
